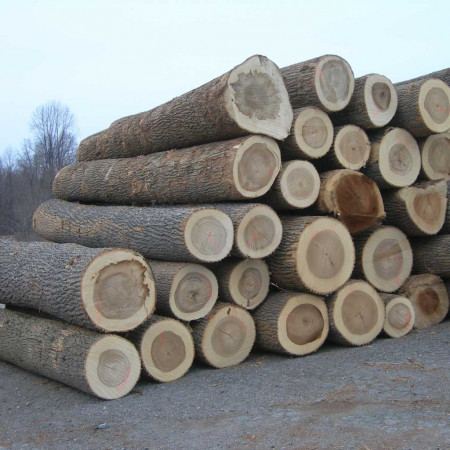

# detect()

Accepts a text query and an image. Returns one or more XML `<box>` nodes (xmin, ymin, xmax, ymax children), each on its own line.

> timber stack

<box><xmin>0</xmin><ymin>54</ymin><xmax>449</xmax><ymax>400</ymax></box>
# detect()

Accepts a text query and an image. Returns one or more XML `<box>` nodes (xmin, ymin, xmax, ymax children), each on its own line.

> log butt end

<box><xmin>364</xmin><ymin>74</ymin><xmax>398</xmax><ymax>128</ymax></box>
<box><xmin>419</xmin><ymin>79</ymin><xmax>450</xmax><ymax>134</ymax></box>
<box><xmin>382</xmin><ymin>295</ymin><xmax>415</xmax><ymax>338</ymax></box>
<box><xmin>334</xmin><ymin>125</ymin><xmax>371</xmax><ymax>170</ymax></box>
<box><xmin>421</xmin><ymin>132</ymin><xmax>450</xmax><ymax>181</ymax></box>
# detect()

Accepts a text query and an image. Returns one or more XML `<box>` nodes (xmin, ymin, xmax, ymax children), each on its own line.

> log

<box><xmin>419</xmin><ymin>132</ymin><xmax>450</xmax><ymax>181</ymax></box>
<box><xmin>205</xmin><ymin>203</ymin><xmax>282</xmax><ymax>259</ymax></box>
<box><xmin>33</xmin><ymin>200</ymin><xmax>234</xmax><ymax>263</ymax></box>
<box><xmin>281</xmin><ymin>55</ymin><xmax>355</xmax><ymax>112</ymax></box>
<box><xmin>330</xmin><ymin>74</ymin><xmax>398</xmax><ymax>129</ymax></box>
<box><xmin>0</xmin><ymin>309</ymin><xmax>141</xmax><ymax>399</ymax></box>
<box><xmin>0</xmin><ymin>240</ymin><xmax>155</xmax><ymax>332</ymax></box>
<box><xmin>380</xmin><ymin>293</ymin><xmax>415</xmax><ymax>338</ymax></box>
<box><xmin>127</xmin><ymin>315</ymin><xmax>194</xmax><ymax>383</ymax></box>
<box><xmin>190</xmin><ymin>302</ymin><xmax>255</xmax><ymax>368</ymax></box>
<box><xmin>412</xmin><ymin>234</ymin><xmax>450</xmax><ymax>278</ymax></box>
<box><xmin>327</xmin><ymin>280</ymin><xmax>385</xmax><ymax>346</ymax></box>
<box><xmin>317</xmin><ymin>170</ymin><xmax>385</xmax><ymax>234</ymax></box>
<box><xmin>395</xmin><ymin>68</ymin><xmax>450</xmax><ymax>87</ymax></box>
<box><xmin>147</xmin><ymin>261</ymin><xmax>218</xmax><ymax>321</ymax></box>
<box><xmin>398</xmin><ymin>274</ymin><xmax>449</xmax><ymax>329</ymax></box>
<box><xmin>261</xmin><ymin>160</ymin><xmax>320</xmax><ymax>210</ymax></box>
<box><xmin>390</xmin><ymin>78</ymin><xmax>450</xmax><ymax>137</ymax></box>
<box><xmin>352</xmin><ymin>226</ymin><xmax>413</xmax><ymax>292</ymax></box>
<box><xmin>364</xmin><ymin>127</ymin><xmax>421</xmax><ymax>188</ymax></box>
<box><xmin>280</xmin><ymin>107</ymin><xmax>333</xmax><ymax>160</ymax></box>
<box><xmin>77</xmin><ymin>55</ymin><xmax>293</xmax><ymax>161</ymax></box>
<box><xmin>207</xmin><ymin>259</ymin><xmax>270</xmax><ymax>310</ymax></box>
<box><xmin>252</xmin><ymin>291</ymin><xmax>328</xmax><ymax>355</ymax></box>
<box><xmin>316</xmin><ymin>125</ymin><xmax>371</xmax><ymax>171</ymax></box>
<box><xmin>267</xmin><ymin>216</ymin><xmax>354</xmax><ymax>295</ymax></box>
<box><xmin>55</xmin><ymin>136</ymin><xmax>281</xmax><ymax>204</ymax></box>
<box><xmin>382</xmin><ymin>179</ymin><xmax>447</xmax><ymax>236</ymax></box>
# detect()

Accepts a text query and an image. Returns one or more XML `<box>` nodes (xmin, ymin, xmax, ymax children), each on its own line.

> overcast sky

<box><xmin>1</xmin><ymin>0</ymin><xmax>449</xmax><ymax>157</ymax></box>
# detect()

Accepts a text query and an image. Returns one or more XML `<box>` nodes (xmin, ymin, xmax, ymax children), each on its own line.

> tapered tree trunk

<box><xmin>280</xmin><ymin>107</ymin><xmax>333</xmax><ymax>160</ymax></box>
<box><xmin>55</xmin><ymin>136</ymin><xmax>281</xmax><ymax>205</ymax></box>
<box><xmin>419</xmin><ymin>132</ymin><xmax>450</xmax><ymax>181</ymax></box>
<box><xmin>148</xmin><ymin>261</ymin><xmax>218</xmax><ymax>321</ymax></box>
<box><xmin>390</xmin><ymin>78</ymin><xmax>450</xmax><ymax>137</ymax></box>
<box><xmin>398</xmin><ymin>274</ymin><xmax>449</xmax><ymax>329</ymax></box>
<box><xmin>33</xmin><ymin>200</ymin><xmax>234</xmax><ymax>263</ymax></box>
<box><xmin>282</xmin><ymin>55</ymin><xmax>355</xmax><ymax>112</ymax></box>
<box><xmin>0</xmin><ymin>240</ymin><xmax>155</xmax><ymax>332</ymax></box>
<box><xmin>316</xmin><ymin>125</ymin><xmax>371</xmax><ymax>171</ymax></box>
<box><xmin>261</xmin><ymin>160</ymin><xmax>320</xmax><ymax>210</ymax></box>
<box><xmin>0</xmin><ymin>309</ymin><xmax>141</xmax><ymax>399</ymax></box>
<box><xmin>364</xmin><ymin>127</ymin><xmax>421</xmax><ymax>188</ymax></box>
<box><xmin>382</xmin><ymin>179</ymin><xmax>447</xmax><ymax>236</ymax></box>
<box><xmin>317</xmin><ymin>170</ymin><xmax>385</xmax><ymax>234</ymax></box>
<box><xmin>395</xmin><ymin>68</ymin><xmax>450</xmax><ymax>87</ymax></box>
<box><xmin>127</xmin><ymin>315</ymin><xmax>194</xmax><ymax>383</ymax></box>
<box><xmin>380</xmin><ymin>293</ymin><xmax>415</xmax><ymax>338</ymax></box>
<box><xmin>412</xmin><ymin>234</ymin><xmax>450</xmax><ymax>278</ymax></box>
<box><xmin>267</xmin><ymin>216</ymin><xmax>354</xmax><ymax>295</ymax></box>
<box><xmin>207</xmin><ymin>259</ymin><xmax>270</xmax><ymax>310</ymax></box>
<box><xmin>252</xmin><ymin>291</ymin><xmax>328</xmax><ymax>355</ymax></box>
<box><xmin>327</xmin><ymin>280</ymin><xmax>385</xmax><ymax>346</ymax></box>
<box><xmin>330</xmin><ymin>74</ymin><xmax>398</xmax><ymax>129</ymax></box>
<box><xmin>352</xmin><ymin>226</ymin><xmax>413</xmax><ymax>292</ymax></box>
<box><xmin>77</xmin><ymin>55</ymin><xmax>293</xmax><ymax>161</ymax></box>
<box><xmin>190</xmin><ymin>302</ymin><xmax>255</xmax><ymax>368</ymax></box>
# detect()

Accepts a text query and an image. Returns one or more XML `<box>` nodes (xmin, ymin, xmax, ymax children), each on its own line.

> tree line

<box><xmin>0</xmin><ymin>101</ymin><xmax>78</xmax><ymax>240</ymax></box>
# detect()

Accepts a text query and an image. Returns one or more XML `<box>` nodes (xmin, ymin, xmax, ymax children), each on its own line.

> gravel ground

<box><xmin>0</xmin><ymin>321</ymin><xmax>449</xmax><ymax>450</ymax></box>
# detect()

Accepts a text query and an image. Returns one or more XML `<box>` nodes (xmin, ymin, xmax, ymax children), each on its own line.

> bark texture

<box><xmin>412</xmin><ymin>234</ymin><xmax>450</xmax><ymax>278</ymax></box>
<box><xmin>395</xmin><ymin>68</ymin><xmax>450</xmax><ymax>87</ymax></box>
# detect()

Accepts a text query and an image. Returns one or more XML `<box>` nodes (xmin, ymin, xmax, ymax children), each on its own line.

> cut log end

<box><xmin>421</xmin><ymin>133</ymin><xmax>450</xmax><ymax>180</ymax></box>
<box><xmin>419</xmin><ymin>79</ymin><xmax>450</xmax><ymax>133</ymax></box>
<box><xmin>315</xmin><ymin>55</ymin><xmax>355</xmax><ymax>112</ymax></box>
<box><xmin>297</xmin><ymin>217</ymin><xmax>354</xmax><ymax>294</ymax></box>
<box><xmin>82</xmin><ymin>250</ymin><xmax>156</xmax><ymax>332</ymax></box>
<box><xmin>199</xmin><ymin>304</ymin><xmax>255</xmax><ymax>368</ymax></box>
<box><xmin>334</xmin><ymin>125</ymin><xmax>371</xmax><ymax>170</ymax></box>
<box><xmin>225</xmin><ymin>56</ymin><xmax>293</xmax><ymax>140</ymax></box>
<box><xmin>330</xmin><ymin>281</ymin><xmax>385</xmax><ymax>346</ymax></box>
<box><xmin>85</xmin><ymin>335</ymin><xmax>141</xmax><ymax>400</ymax></box>
<box><xmin>278</xmin><ymin>294</ymin><xmax>329</xmax><ymax>355</ymax></box>
<box><xmin>293</xmin><ymin>107</ymin><xmax>334</xmax><ymax>159</ymax></box>
<box><xmin>362</xmin><ymin>227</ymin><xmax>413</xmax><ymax>292</ymax></box>
<box><xmin>184</xmin><ymin>209</ymin><xmax>234</xmax><ymax>262</ymax></box>
<box><xmin>140</xmin><ymin>318</ymin><xmax>194</xmax><ymax>382</ymax></box>
<box><xmin>228</xmin><ymin>259</ymin><xmax>270</xmax><ymax>310</ymax></box>
<box><xmin>170</xmin><ymin>264</ymin><xmax>218</xmax><ymax>321</ymax></box>
<box><xmin>365</xmin><ymin>74</ymin><xmax>398</xmax><ymax>127</ymax></box>
<box><xmin>382</xmin><ymin>295</ymin><xmax>415</xmax><ymax>338</ymax></box>
<box><xmin>235</xmin><ymin>204</ymin><xmax>282</xmax><ymax>258</ymax></box>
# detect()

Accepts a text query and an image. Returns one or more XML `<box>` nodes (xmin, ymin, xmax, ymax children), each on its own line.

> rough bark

<box><xmin>55</xmin><ymin>136</ymin><xmax>281</xmax><ymax>205</ymax></box>
<box><xmin>33</xmin><ymin>199</ymin><xmax>233</xmax><ymax>263</ymax></box>
<box><xmin>77</xmin><ymin>55</ymin><xmax>293</xmax><ymax>161</ymax></box>
<box><xmin>0</xmin><ymin>309</ymin><xmax>141</xmax><ymax>399</ymax></box>
<box><xmin>0</xmin><ymin>239</ymin><xmax>155</xmax><ymax>332</ymax></box>
<box><xmin>395</xmin><ymin>68</ymin><xmax>450</xmax><ymax>87</ymax></box>
<box><xmin>412</xmin><ymin>234</ymin><xmax>450</xmax><ymax>278</ymax></box>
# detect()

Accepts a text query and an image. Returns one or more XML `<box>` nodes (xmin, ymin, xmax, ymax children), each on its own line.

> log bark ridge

<box><xmin>267</xmin><ymin>216</ymin><xmax>354</xmax><ymax>295</ymax></box>
<box><xmin>190</xmin><ymin>302</ymin><xmax>255</xmax><ymax>368</ymax></box>
<box><xmin>364</xmin><ymin>127</ymin><xmax>421</xmax><ymax>188</ymax></box>
<box><xmin>252</xmin><ymin>291</ymin><xmax>328</xmax><ymax>355</ymax></box>
<box><xmin>382</xmin><ymin>180</ymin><xmax>447</xmax><ymax>236</ymax></box>
<box><xmin>33</xmin><ymin>200</ymin><xmax>234</xmax><ymax>263</ymax></box>
<box><xmin>327</xmin><ymin>280</ymin><xmax>385</xmax><ymax>346</ymax></box>
<box><xmin>412</xmin><ymin>234</ymin><xmax>450</xmax><ymax>278</ymax></box>
<box><xmin>55</xmin><ymin>136</ymin><xmax>281</xmax><ymax>204</ymax></box>
<box><xmin>379</xmin><ymin>293</ymin><xmax>415</xmax><ymax>338</ymax></box>
<box><xmin>127</xmin><ymin>315</ymin><xmax>194</xmax><ymax>383</ymax></box>
<box><xmin>0</xmin><ymin>240</ymin><xmax>155</xmax><ymax>332</ymax></box>
<box><xmin>395</xmin><ymin>68</ymin><xmax>450</xmax><ymax>88</ymax></box>
<box><xmin>398</xmin><ymin>274</ymin><xmax>449</xmax><ymax>329</ymax></box>
<box><xmin>282</xmin><ymin>55</ymin><xmax>355</xmax><ymax>112</ymax></box>
<box><xmin>0</xmin><ymin>309</ymin><xmax>141</xmax><ymax>399</ymax></box>
<box><xmin>419</xmin><ymin>132</ymin><xmax>450</xmax><ymax>181</ymax></box>
<box><xmin>330</xmin><ymin>74</ymin><xmax>398</xmax><ymax>129</ymax></box>
<box><xmin>280</xmin><ymin>107</ymin><xmax>333</xmax><ymax>160</ymax></box>
<box><xmin>148</xmin><ymin>261</ymin><xmax>218</xmax><ymax>321</ymax></box>
<box><xmin>77</xmin><ymin>55</ymin><xmax>293</xmax><ymax>161</ymax></box>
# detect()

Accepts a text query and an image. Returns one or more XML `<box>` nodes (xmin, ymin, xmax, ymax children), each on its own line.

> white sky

<box><xmin>1</xmin><ymin>0</ymin><xmax>449</xmax><ymax>156</ymax></box>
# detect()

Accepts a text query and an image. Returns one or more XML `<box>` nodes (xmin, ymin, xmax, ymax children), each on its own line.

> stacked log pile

<box><xmin>0</xmin><ymin>54</ymin><xmax>449</xmax><ymax>400</ymax></box>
